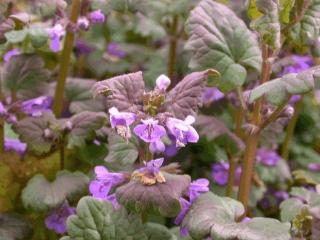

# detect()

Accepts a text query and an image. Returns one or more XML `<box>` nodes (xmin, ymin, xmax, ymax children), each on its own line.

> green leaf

<box><xmin>249</xmin><ymin>66</ymin><xmax>320</xmax><ymax>105</ymax></box>
<box><xmin>289</xmin><ymin>0</ymin><xmax>320</xmax><ymax>46</ymax></box>
<box><xmin>68</xmin><ymin>111</ymin><xmax>107</xmax><ymax>148</ymax></box>
<box><xmin>292</xmin><ymin>169</ymin><xmax>320</xmax><ymax>185</ymax></box>
<box><xmin>0</xmin><ymin>213</ymin><xmax>33</xmax><ymax>240</ymax></box>
<box><xmin>250</xmin><ymin>0</ymin><xmax>281</xmax><ymax>49</ymax></box>
<box><xmin>4</xmin><ymin>29</ymin><xmax>28</xmax><ymax>43</ymax></box>
<box><xmin>279</xmin><ymin>0</ymin><xmax>295</xmax><ymax>24</ymax></box>
<box><xmin>256</xmin><ymin>159</ymin><xmax>292</xmax><ymax>184</ymax></box>
<box><xmin>280</xmin><ymin>198</ymin><xmax>308</xmax><ymax>222</ymax></box>
<box><xmin>247</xmin><ymin>0</ymin><xmax>263</xmax><ymax>19</ymax></box>
<box><xmin>105</xmin><ymin>132</ymin><xmax>138</xmax><ymax>170</ymax></box>
<box><xmin>29</xmin><ymin>27</ymin><xmax>49</xmax><ymax>48</ymax></box>
<box><xmin>182</xmin><ymin>192</ymin><xmax>291</xmax><ymax>240</ymax></box>
<box><xmin>116</xmin><ymin>173</ymin><xmax>190</xmax><ymax>217</ymax></box>
<box><xmin>161</xmin><ymin>70</ymin><xmax>219</xmax><ymax>119</ymax></box>
<box><xmin>13</xmin><ymin>112</ymin><xmax>59</xmax><ymax>154</ymax></box>
<box><xmin>144</xmin><ymin>223</ymin><xmax>177</xmax><ymax>240</ymax></box>
<box><xmin>63</xmin><ymin>196</ymin><xmax>148</xmax><ymax>240</ymax></box>
<box><xmin>3</xmin><ymin>54</ymin><xmax>50</xmax><ymax>97</ymax></box>
<box><xmin>22</xmin><ymin>170</ymin><xmax>89</xmax><ymax>212</ymax></box>
<box><xmin>186</xmin><ymin>0</ymin><xmax>262</xmax><ymax>92</ymax></box>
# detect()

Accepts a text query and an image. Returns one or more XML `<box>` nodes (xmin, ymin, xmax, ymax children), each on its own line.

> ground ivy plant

<box><xmin>1</xmin><ymin>0</ymin><xmax>320</xmax><ymax>239</ymax></box>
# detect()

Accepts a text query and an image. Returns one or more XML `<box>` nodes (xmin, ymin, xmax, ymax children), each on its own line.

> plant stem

<box><xmin>258</xmin><ymin>101</ymin><xmax>288</xmax><ymax>131</ymax></box>
<box><xmin>53</xmin><ymin>0</ymin><xmax>81</xmax><ymax>118</ymax></box>
<box><xmin>0</xmin><ymin>119</ymin><xmax>4</xmax><ymax>153</ymax></box>
<box><xmin>167</xmin><ymin>15</ymin><xmax>178</xmax><ymax>81</ymax></box>
<box><xmin>281</xmin><ymin>99</ymin><xmax>303</xmax><ymax>160</ymax></box>
<box><xmin>60</xmin><ymin>144</ymin><xmax>65</xmax><ymax>170</ymax></box>
<box><xmin>237</xmin><ymin>44</ymin><xmax>271</xmax><ymax>213</ymax></box>
<box><xmin>226</xmin><ymin>155</ymin><xmax>237</xmax><ymax>197</ymax></box>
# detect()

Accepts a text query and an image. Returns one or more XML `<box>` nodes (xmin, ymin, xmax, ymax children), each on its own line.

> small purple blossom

<box><xmin>149</xmin><ymin>140</ymin><xmax>165</xmax><ymax>154</ymax></box>
<box><xmin>308</xmin><ymin>163</ymin><xmax>320</xmax><ymax>171</ymax></box>
<box><xmin>21</xmin><ymin>96</ymin><xmax>52</xmax><ymax>117</ymax></box>
<box><xmin>75</xmin><ymin>39</ymin><xmax>94</xmax><ymax>56</ymax></box>
<box><xmin>109</xmin><ymin>107</ymin><xmax>136</xmax><ymax>140</ymax></box>
<box><xmin>188</xmin><ymin>178</ymin><xmax>209</xmax><ymax>202</ymax></box>
<box><xmin>166</xmin><ymin>115</ymin><xmax>199</xmax><ymax>147</ymax></box>
<box><xmin>89</xmin><ymin>166</ymin><xmax>124</xmax><ymax>208</ymax></box>
<box><xmin>282</xmin><ymin>55</ymin><xmax>313</xmax><ymax>75</ymax></box>
<box><xmin>174</xmin><ymin>197</ymin><xmax>191</xmax><ymax>225</ymax></box>
<box><xmin>134</xmin><ymin>118</ymin><xmax>166</xmax><ymax>143</ymax></box>
<box><xmin>4</xmin><ymin>138</ymin><xmax>27</xmax><ymax>159</ymax></box>
<box><xmin>138</xmin><ymin>158</ymin><xmax>164</xmax><ymax>175</ymax></box>
<box><xmin>0</xmin><ymin>102</ymin><xmax>7</xmax><ymax>116</ymax></box>
<box><xmin>88</xmin><ymin>9</ymin><xmax>105</xmax><ymax>24</ymax></box>
<box><xmin>242</xmin><ymin>217</ymin><xmax>251</xmax><ymax>224</ymax></box>
<box><xmin>46</xmin><ymin>24</ymin><xmax>65</xmax><ymax>52</ymax></box>
<box><xmin>107</xmin><ymin>42</ymin><xmax>126</xmax><ymax>59</ymax></box>
<box><xmin>45</xmin><ymin>201</ymin><xmax>76</xmax><ymax>234</ymax></box>
<box><xmin>77</xmin><ymin>17</ymin><xmax>90</xmax><ymax>31</ymax></box>
<box><xmin>3</xmin><ymin>48</ymin><xmax>21</xmax><ymax>62</ymax></box>
<box><xmin>202</xmin><ymin>87</ymin><xmax>224</xmax><ymax>105</ymax></box>
<box><xmin>211</xmin><ymin>161</ymin><xmax>241</xmax><ymax>186</ymax></box>
<box><xmin>155</xmin><ymin>75</ymin><xmax>171</xmax><ymax>91</ymax></box>
<box><xmin>256</xmin><ymin>148</ymin><xmax>280</xmax><ymax>167</ymax></box>
<box><xmin>289</xmin><ymin>95</ymin><xmax>301</xmax><ymax>105</ymax></box>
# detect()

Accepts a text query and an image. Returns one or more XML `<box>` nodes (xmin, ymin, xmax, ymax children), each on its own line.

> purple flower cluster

<box><xmin>106</xmin><ymin>42</ymin><xmax>126</xmax><ymax>59</ymax></box>
<box><xmin>202</xmin><ymin>87</ymin><xmax>224</xmax><ymax>105</ymax></box>
<box><xmin>3</xmin><ymin>48</ymin><xmax>21</xmax><ymax>62</ymax></box>
<box><xmin>89</xmin><ymin>166</ymin><xmax>125</xmax><ymax>208</ymax></box>
<box><xmin>259</xmin><ymin>188</ymin><xmax>289</xmax><ymax>210</ymax></box>
<box><xmin>4</xmin><ymin>138</ymin><xmax>27</xmax><ymax>159</ymax></box>
<box><xmin>88</xmin><ymin>10</ymin><xmax>105</xmax><ymax>24</ymax></box>
<box><xmin>256</xmin><ymin>148</ymin><xmax>280</xmax><ymax>167</ymax></box>
<box><xmin>21</xmin><ymin>96</ymin><xmax>52</xmax><ymax>117</ymax></box>
<box><xmin>45</xmin><ymin>201</ymin><xmax>76</xmax><ymax>234</ymax></box>
<box><xmin>211</xmin><ymin>161</ymin><xmax>241</xmax><ymax>186</ymax></box>
<box><xmin>46</xmin><ymin>24</ymin><xmax>65</xmax><ymax>52</ymax></box>
<box><xmin>281</xmin><ymin>55</ymin><xmax>313</xmax><ymax>75</ymax></box>
<box><xmin>175</xmin><ymin>178</ymin><xmax>209</xmax><ymax>236</ymax></box>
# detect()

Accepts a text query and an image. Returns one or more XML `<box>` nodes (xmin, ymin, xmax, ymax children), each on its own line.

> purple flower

<box><xmin>107</xmin><ymin>42</ymin><xmax>126</xmax><ymax>59</ymax></box>
<box><xmin>4</xmin><ymin>138</ymin><xmax>27</xmax><ymax>159</ymax></box>
<box><xmin>109</xmin><ymin>107</ymin><xmax>136</xmax><ymax>140</ymax></box>
<box><xmin>77</xmin><ymin>17</ymin><xmax>90</xmax><ymax>31</ymax></box>
<box><xmin>134</xmin><ymin>118</ymin><xmax>166</xmax><ymax>143</ymax></box>
<box><xmin>155</xmin><ymin>75</ymin><xmax>171</xmax><ymax>91</ymax></box>
<box><xmin>88</xmin><ymin>9</ymin><xmax>105</xmax><ymax>24</ymax></box>
<box><xmin>46</xmin><ymin>24</ymin><xmax>65</xmax><ymax>52</ymax></box>
<box><xmin>3</xmin><ymin>48</ymin><xmax>21</xmax><ymax>62</ymax></box>
<box><xmin>256</xmin><ymin>148</ymin><xmax>280</xmax><ymax>167</ymax></box>
<box><xmin>202</xmin><ymin>87</ymin><xmax>224</xmax><ymax>105</ymax></box>
<box><xmin>189</xmin><ymin>178</ymin><xmax>209</xmax><ymax>202</ymax></box>
<box><xmin>211</xmin><ymin>161</ymin><xmax>242</xmax><ymax>186</ymax></box>
<box><xmin>45</xmin><ymin>201</ymin><xmax>76</xmax><ymax>234</ymax></box>
<box><xmin>75</xmin><ymin>39</ymin><xmax>94</xmax><ymax>56</ymax></box>
<box><xmin>149</xmin><ymin>140</ymin><xmax>165</xmax><ymax>154</ymax></box>
<box><xmin>138</xmin><ymin>158</ymin><xmax>164</xmax><ymax>175</ymax></box>
<box><xmin>282</xmin><ymin>55</ymin><xmax>313</xmax><ymax>75</ymax></box>
<box><xmin>0</xmin><ymin>102</ymin><xmax>7</xmax><ymax>116</ymax></box>
<box><xmin>289</xmin><ymin>95</ymin><xmax>301</xmax><ymax>105</ymax></box>
<box><xmin>242</xmin><ymin>217</ymin><xmax>251</xmax><ymax>224</ymax></box>
<box><xmin>174</xmin><ymin>197</ymin><xmax>191</xmax><ymax>225</ymax></box>
<box><xmin>308</xmin><ymin>163</ymin><xmax>320</xmax><ymax>171</ymax></box>
<box><xmin>166</xmin><ymin>115</ymin><xmax>199</xmax><ymax>147</ymax></box>
<box><xmin>21</xmin><ymin>96</ymin><xmax>52</xmax><ymax>117</ymax></box>
<box><xmin>274</xmin><ymin>190</ymin><xmax>289</xmax><ymax>204</ymax></box>
<box><xmin>89</xmin><ymin>166</ymin><xmax>125</xmax><ymax>207</ymax></box>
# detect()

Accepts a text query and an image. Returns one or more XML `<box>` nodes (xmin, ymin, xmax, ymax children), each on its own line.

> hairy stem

<box><xmin>167</xmin><ymin>15</ymin><xmax>178</xmax><ymax>81</ymax></box>
<box><xmin>259</xmin><ymin>101</ymin><xmax>288</xmax><ymax>131</ymax></box>
<box><xmin>281</xmin><ymin>99</ymin><xmax>303</xmax><ymax>160</ymax></box>
<box><xmin>226</xmin><ymin>155</ymin><xmax>237</xmax><ymax>197</ymax></box>
<box><xmin>53</xmin><ymin>0</ymin><xmax>81</xmax><ymax>117</ymax></box>
<box><xmin>60</xmin><ymin>144</ymin><xmax>65</xmax><ymax>170</ymax></box>
<box><xmin>237</xmin><ymin>44</ymin><xmax>271</xmax><ymax>213</ymax></box>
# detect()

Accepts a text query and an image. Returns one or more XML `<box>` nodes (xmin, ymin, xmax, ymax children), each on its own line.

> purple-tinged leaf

<box><xmin>161</xmin><ymin>70</ymin><xmax>218</xmax><ymax>119</ymax></box>
<box><xmin>116</xmin><ymin>173</ymin><xmax>191</xmax><ymax>217</ymax></box>
<box><xmin>92</xmin><ymin>71</ymin><xmax>145</xmax><ymax>112</ymax></box>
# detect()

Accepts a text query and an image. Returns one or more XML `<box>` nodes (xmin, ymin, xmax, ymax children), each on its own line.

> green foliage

<box><xmin>249</xmin><ymin>67</ymin><xmax>320</xmax><ymax>105</ymax></box>
<box><xmin>61</xmin><ymin>197</ymin><xmax>175</xmax><ymax>240</ymax></box>
<box><xmin>116</xmin><ymin>172</ymin><xmax>190</xmax><ymax>217</ymax></box>
<box><xmin>256</xmin><ymin>159</ymin><xmax>292</xmax><ymax>184</ymax></box>
<box><xmin>186</xmin><ymin>0</ymin><xmax>261</xmax><ymax>92</ymax></box>
<box><xmin>250</xmin><ymin>0</ymin><xmax>281</xmax><ymax>49</ymax></box>
<box><xmin>22</xmin><ymin>170</ymin><xmax>89</xmax><ymax>212</ymax></box>
<box><xmin>182</xmin><ymin>192</ymin><xmax>291</xmax><ymax>240</ymax></box>
<box><xmin>279</xmin><ymin>0</ymin><xmax>295</xmax><ymax>24</ymax></box>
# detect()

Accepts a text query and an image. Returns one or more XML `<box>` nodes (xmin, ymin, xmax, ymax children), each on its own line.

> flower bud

<box><xmin>156</xmin><ymin>74</ymin><xmax>171</xmax><ymax>91</ymax></box>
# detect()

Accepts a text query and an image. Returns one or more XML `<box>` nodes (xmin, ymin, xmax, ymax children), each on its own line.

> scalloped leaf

<box><xmin>105</xmin><ymin>133</ymin><xmax>138</xmax><ymax>170</ymax></box>
<box><xmin>29</xmin><ymin>27</ymin><xmax>49</xmax><ymax>48</ymax></box>
<box><xmin>68</xmin><ymin>111</ymin><xmax>107</xmax><ymax>148</ymax></box>
<box><xmin>0</xmin><ymin>213</ymin><xmax>33</xmax><ymax>240</ymax></box>
<box><xmin>13</xmin><ymin>112</ymin><xmax>60</xmax><ymax>154</ymax></box>
<box><xmin>22</xmin><ymin>170</ymin><xmax>89</xmax><ymax>212</ymax></box>
<box><xmin>63</xmin><ymin>196</ymin><xmax>148</xmax><ymax>240</ymax></box>
<box><xmin>161</xmin><ymin>70</ymin><xmax>218</xmax><ymax>119</ymax></box>
<box><xmin>182</xmin><ymin>192</ymin><xmax>290</xmax><ymax>240</ymax></box>
<box><xmin>289</xmin><ymin>0</ymin><xmax>320</xmax><ymax>46</ymax></box>
<box><xmin>250</xmin><ymin>0</ymin><xmax>281</xmax><ymax>49</ymax></box>
<box><xmin>116</xmin><ymin>173</ymin><xmax>190</xmax><ymax>217</ymax></box>
<box><xmin>92</xmin><ymin>71</ymin><xmax>145</xmax><ymax>112</ymax></box>
<box><xmin>186</xmin><ymin>0</ymin><xmax>261</xmax><ymax>92</ymax></box>
<box><xmin>249</xmin><ymin>66</ymin><xmax>320</xmax><ymax>105</ymax></box>
<box><xmin>144</xmin><ymin>223</ymin><xmax>177</xmax><ymax>240</ymax></box>
<box><xmin>3</xmin><ymin>54</ymin><xmax>50</xmax><ymax>98</ymax></box>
